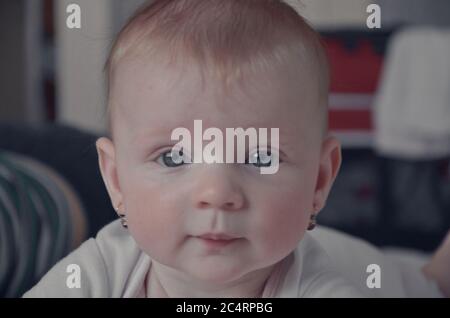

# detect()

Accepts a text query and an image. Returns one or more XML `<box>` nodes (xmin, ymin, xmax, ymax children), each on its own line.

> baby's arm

<box><xmin>422</xmin><ymin>230</ymin><xmax>450</xmax><ymax>297</ymax></box>
<box><xmin>22</xmin><ymin>238</ymin><xmax>110</xmax><ymax>298</ymax></box>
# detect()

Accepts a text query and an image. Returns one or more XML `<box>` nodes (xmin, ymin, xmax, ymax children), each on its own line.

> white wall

<box><xmin>55</xmin><ymin>0</ymin><xmax>150</xmax><ymax>134</ymax></box>
<box><xmin>290</xmin><ymin>0</ymin><xmax>372</xmax><ymax>29</ymax></box>
<box><xmin>55</xmin><ymin>0</ymin><xmax>113</xmax><ymax>133</ymax></box>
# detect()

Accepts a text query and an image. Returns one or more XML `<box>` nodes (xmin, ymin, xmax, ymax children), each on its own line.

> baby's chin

<box><xmin>180</xmin><ymin>256</ymin><xmax>254</xmax><ymax>285</ymax></box>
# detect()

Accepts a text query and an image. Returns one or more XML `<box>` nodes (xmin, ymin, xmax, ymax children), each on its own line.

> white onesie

<box><xmin>23</xmin><ymin>220</ymin><xmax>442</xmax><ymax>298</ymax></box>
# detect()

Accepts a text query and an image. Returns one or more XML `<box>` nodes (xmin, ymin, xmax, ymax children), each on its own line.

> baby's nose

<box><xmin>191</xmin><ymin>164</ymin><xmax>245</xmax><ymax>211</ymax></box>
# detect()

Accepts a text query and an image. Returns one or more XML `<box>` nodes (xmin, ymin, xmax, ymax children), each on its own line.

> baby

<box><xmin>24</xmin><ymin>0</ymin><xmax>449</xmax><ymax>297</ymax></box>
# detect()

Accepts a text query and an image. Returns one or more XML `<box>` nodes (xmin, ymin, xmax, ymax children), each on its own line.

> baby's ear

<box><xmin>313</xmin><ymin>135</ymin><xmax>342</xmax><ymax>212</ymax></box>
<box><xmin>96</xmin><ymin>137</ymin><xmax>124</xmax><ymax>213</ymax></box>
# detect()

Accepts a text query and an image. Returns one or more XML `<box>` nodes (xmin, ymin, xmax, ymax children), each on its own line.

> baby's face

<box><xmin>99</xmin><ymin>55</ymin><xmax>339</xmax><ymax>284</ymax></box>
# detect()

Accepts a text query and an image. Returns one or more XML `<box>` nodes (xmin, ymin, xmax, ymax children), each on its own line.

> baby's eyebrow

<box><xmin>131</xmin><ymin>135</ymin><xmax>170</xmax><ymax>153</ymax></box>
<box><xmin>130</xmin><ymin>129</ymin><xmax>173</xmax><ymax>148</ymax></box>
<box><xmin>130</xmin><ymin>125</ymin><xmax>297</xmax><ymax>151</ymax></box>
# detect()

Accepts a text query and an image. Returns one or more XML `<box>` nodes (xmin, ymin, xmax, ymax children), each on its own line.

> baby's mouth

<box><xmin>194</xmin><ymin>233</ymin><xmax>241</xmax><ymax>248</ymax></box>
<box><xmin>197</xmin><ymin>233</ymin><xmax>238</xmax><ymax>240</ymax></box>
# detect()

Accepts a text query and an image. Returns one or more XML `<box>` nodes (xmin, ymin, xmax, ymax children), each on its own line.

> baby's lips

<box><xmin>196</xmin><ymin>232</ymin><xmax>239</xmax><ymax>240</ymax></box>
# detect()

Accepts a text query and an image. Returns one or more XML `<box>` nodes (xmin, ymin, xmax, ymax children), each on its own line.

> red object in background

<box><xmin>322</xmin><ymin>38</ymin><xmax>384</xmax><ymax>140</ymax></box>
<box><xmin>325</xmin><ymin>39</ymin><xmax>384</xmax><ymax>94</ymax></box>
<box><xmin>43</xmin><ymin>0</ymin><xmax>54</xmax><ymax>38</ymax></box>
<box><xmin>328</xmin><ymin>109</ymin><xmax>373</xmax><ymax>131</ymax></box>
<box><xmin>43</xmin><ymin>0</ymin><xmax>56</xmax><ymax>122</ymax></box>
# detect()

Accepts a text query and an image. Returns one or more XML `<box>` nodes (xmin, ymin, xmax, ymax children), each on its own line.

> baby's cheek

<box><xmin>123</xmin><ymin>184</ymin><xmax>183</xmax><ymax>259</ymax></box>
<box><xmin>255</xmin><ymin>190</ymin><xmax>310</xmax><ymax>257</ymax></box>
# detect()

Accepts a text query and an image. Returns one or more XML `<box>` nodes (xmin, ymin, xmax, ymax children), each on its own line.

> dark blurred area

<box><xmin>0</xmin><ymin>0</ymin><xmax>449</xmax><ymax>297</ymax></box>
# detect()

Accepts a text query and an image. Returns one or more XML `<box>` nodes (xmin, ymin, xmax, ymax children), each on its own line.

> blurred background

<box><xmin>0</xmin><ymin>0</ymin><xmax>449</xmax><ymax>297</ymax></box>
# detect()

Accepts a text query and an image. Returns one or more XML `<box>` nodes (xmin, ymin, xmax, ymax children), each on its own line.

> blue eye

<box><xmin>156</xmin><ymin>149</ymin><xmax>188</xmax><ymax>168</ymax></box>
<box><xmin>246</xmin><ymin>149</ymin><xmax>280</xmax><ymax>168</ymax></box>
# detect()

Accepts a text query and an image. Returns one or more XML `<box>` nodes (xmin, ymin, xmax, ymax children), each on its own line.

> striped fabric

<box><xmin>0</xmin><ymin>151</ymin><xmax>87</xmax><ymax>298</ymax></box>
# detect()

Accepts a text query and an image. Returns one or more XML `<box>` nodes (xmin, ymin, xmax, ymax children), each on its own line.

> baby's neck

<box><xmin>147</xmin><ymin>262</ymin><xmax>277</xmax><ymax>298</ymax></box>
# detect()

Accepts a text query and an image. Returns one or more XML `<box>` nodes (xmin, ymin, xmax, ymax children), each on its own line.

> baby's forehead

<box><xmin>112</xmin><ymin>53</ymin><xmax>319</xmax><ymax>113</ymax></box>
<box><xmin>112</xmin><ymin>62</ymin><xmax>319</xmax><ymax>145</ymax></box>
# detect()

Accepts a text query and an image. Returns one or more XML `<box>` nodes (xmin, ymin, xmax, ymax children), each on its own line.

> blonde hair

<box><xmin>104</xmin><ymin>0</ymin><xmax>330</xmax><ymax>134</ymax></box>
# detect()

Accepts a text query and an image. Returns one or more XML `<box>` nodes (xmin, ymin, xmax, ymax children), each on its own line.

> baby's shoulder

<box><xmin>293</xmin><ymin>233</ymin><xmax>365</xmax><ymax>297</ymax></box>
<box><xmin>23</xmin><ymin>220</ymin><xmax>142</xmax><ymax>297</ymax></box>
<box><xmin>303</xmin><ymin>227</ymin><xmax>442</xmax><ymax>297</ymax></box>
<box><xmin>299</xmin><ymin>270</ymin><xmax>365</xmax><ymax>298</ymax></box>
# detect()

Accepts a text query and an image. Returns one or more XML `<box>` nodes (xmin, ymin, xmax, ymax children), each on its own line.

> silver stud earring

<box><xmin>307</xmin><ymin>201</ymin><xmax>320</xmax><ymax>231</ymax></box>
<box><xmin>307</xmin><ymin>213</ymin><xmax>317</xmax><ymax>231</ymax></box>
<box><xmin>115</xmin><ymin>204</ymin><xmax>128</xmax><ymax>229</ymax></box>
